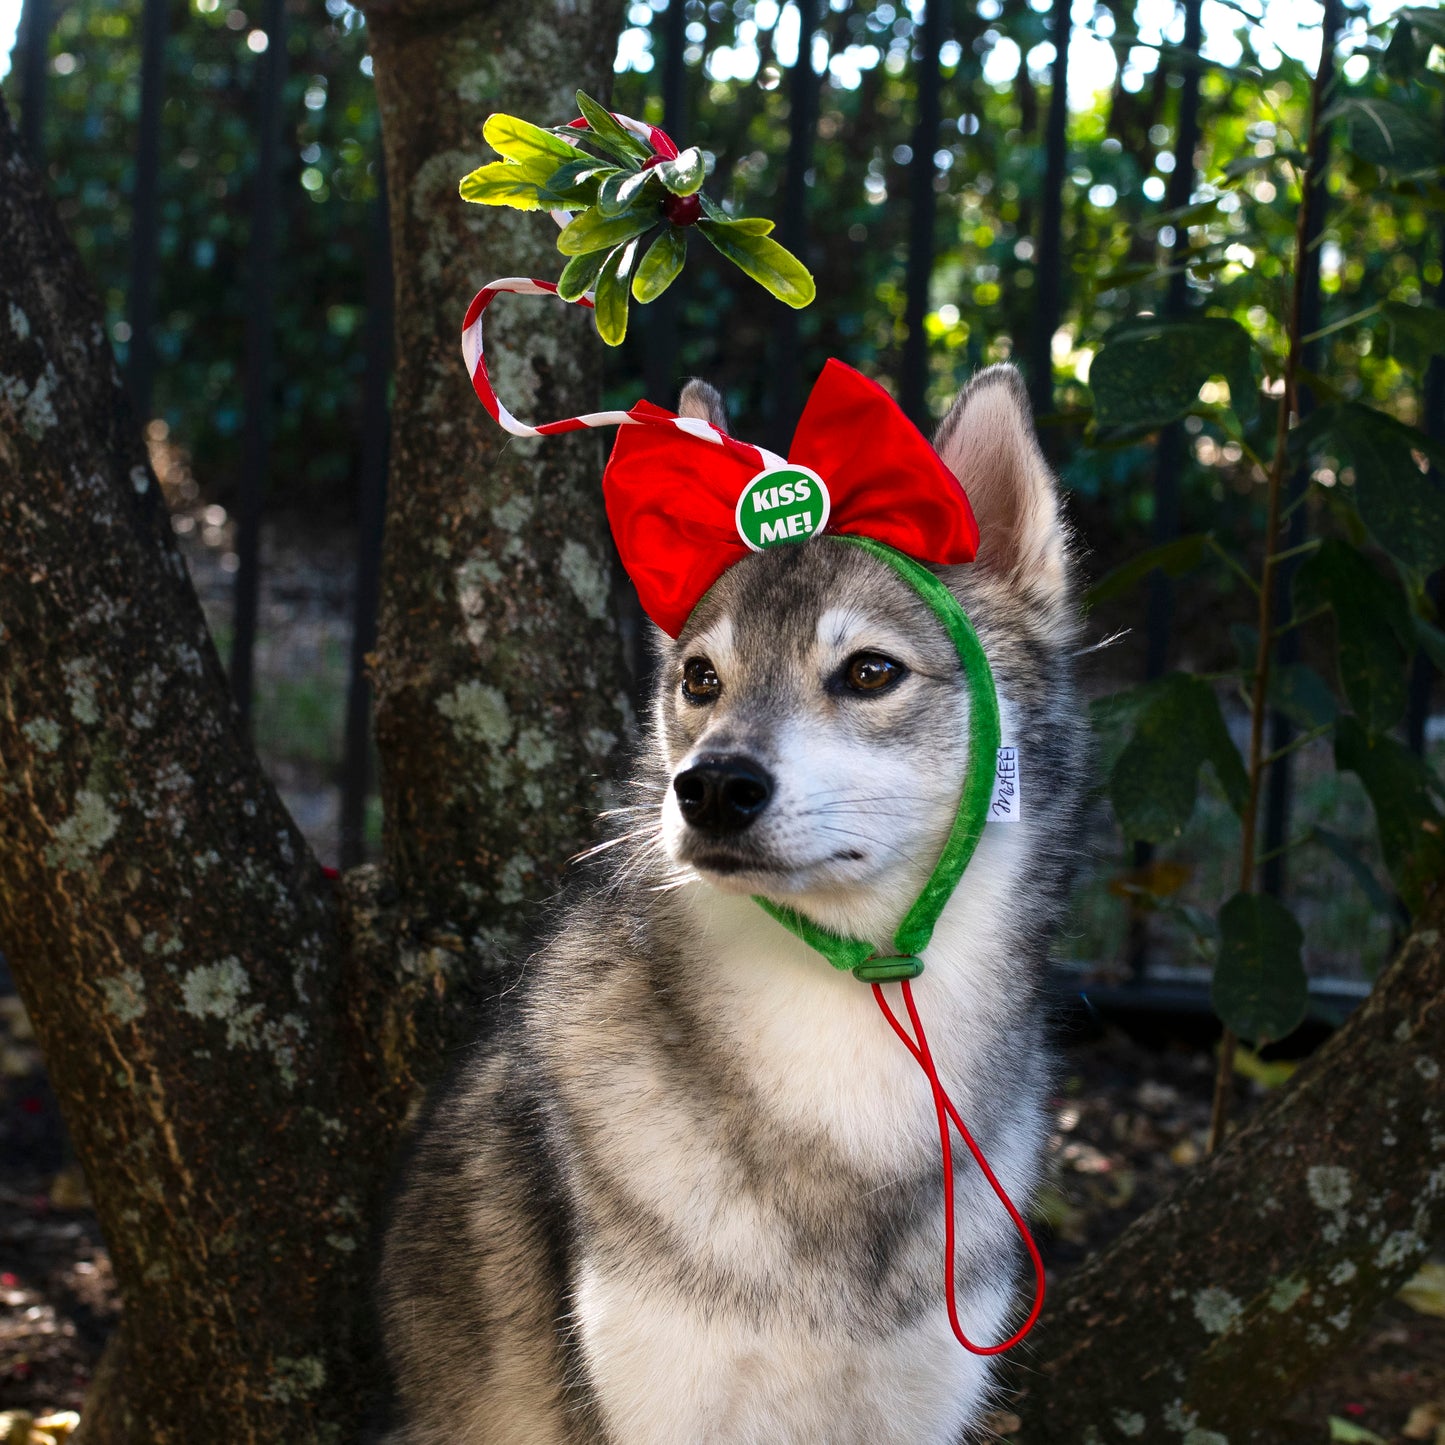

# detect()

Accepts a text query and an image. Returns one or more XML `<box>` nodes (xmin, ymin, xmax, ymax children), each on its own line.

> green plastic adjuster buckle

<box><xmin>852</xmin><ymin>954</ymin><xmax>925</xmax><ymax>983</ymax></box>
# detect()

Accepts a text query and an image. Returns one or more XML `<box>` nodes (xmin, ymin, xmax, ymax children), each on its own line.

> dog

<box><xmin>379</xmin><ymin>363</ymin><xmax>1086</xmax><ymax>1444</ymax></box>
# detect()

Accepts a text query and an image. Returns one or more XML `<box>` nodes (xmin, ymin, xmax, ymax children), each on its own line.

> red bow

<box><xmin>603</xmin><ymin>359</ymin><xmax>978</xmax><ymax>637</ymax></box>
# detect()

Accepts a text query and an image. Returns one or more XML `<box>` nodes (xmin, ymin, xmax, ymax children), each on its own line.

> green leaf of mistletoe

<box><xmin>482</xmin><ymin>113</ymin><xmax>581</xmax><ymax>167</ymax></box>
<box><xmin>697</xmin><ymin>219</ymin><xmax>815</xmax><ymax>308</ymax></box>
<box><xmin>459</xmin><ymin>159</ymin><xmax>552</xmax><ymax>210</ymax></box>
<box><xmin>632</xmin><ymin>227</ymin><xmax>687</xmax><ymax>303</ymax></box>
<box><xmin>593</xmin><ymin>240</ymin><xmax>641</xmax><ymax>346</ymax></box>
<box><xmin>557</xmin><ymin>206</ymin><xmax>658</xmax><ymax>257</ymax></box>
<box><xmin>575</xmin><ymin>90</ymin><xmax>653</xmax><ymax>166</ymax></box>
<box><xmin>557</xmin><ymin>249</ymin><xmax>608</xmax><ymax>303</ymax></box>
<box><xmin>656</xmin><ymin>147</ymin><xmax>706</xmax><ymax>196</ymax></box>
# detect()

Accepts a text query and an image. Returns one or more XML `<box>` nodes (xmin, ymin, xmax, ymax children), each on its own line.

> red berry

<box><xmin>664</xmin><ymin>192</ymin><xmax>702</xmax><ymax>227</ymax></box>
<box><xmin>641</xmin><ymin>154</ymin><xmax>667</xmax><ymax>171</ymax></box>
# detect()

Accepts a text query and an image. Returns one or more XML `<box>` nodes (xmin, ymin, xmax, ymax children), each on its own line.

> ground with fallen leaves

<box><xmin>1</xmin><ymin>984</ymin><xmax>1440</xmax><ymax>1441</ymax></box>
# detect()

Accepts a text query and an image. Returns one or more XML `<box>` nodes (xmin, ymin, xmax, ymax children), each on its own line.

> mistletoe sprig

<box><xmin>459</xmin><ymin>90</ymin><xmax>815</xmax><ymax>345</ymax></box>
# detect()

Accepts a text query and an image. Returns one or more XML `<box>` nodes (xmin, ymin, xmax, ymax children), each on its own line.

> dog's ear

<box><xmin>933</xmin><ymin>364</ymin><xmax>1069</xmax><ymax>601</ymax></box>
<box><xmin>679</xmin><ymin>379</ymin><xmax>729</xmax><ymax>434</ymax></box>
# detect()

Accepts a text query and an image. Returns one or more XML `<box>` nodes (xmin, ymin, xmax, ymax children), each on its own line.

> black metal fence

<box><xmin>7</xmin><ymin>0</ymin><xmax>1439</xmax><ymax>967</ymax></box>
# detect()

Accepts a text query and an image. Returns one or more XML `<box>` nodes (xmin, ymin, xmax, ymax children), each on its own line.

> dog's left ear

<box><xmin>679</xmin><ymin>378</ymin><xmax>729</xmax><ymax>434</ymax></box>
<box><xmin>932</xmin><ymin>364</ymin><xmax>1069</xmax><ymax>604</ymax></box>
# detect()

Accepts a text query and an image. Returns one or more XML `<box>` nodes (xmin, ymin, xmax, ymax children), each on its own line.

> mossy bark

<box><xmin>1013</xmin><ymin>882</ymin><xmax>1445</xmax><ymax>1444</ymax></box>
<box><xmin>0</xmin><ymin>0</ymin><xmax>626</xmax><ymax>1425</ymax></box>
<box><xmin>0</xmin><ymin>99</ymin><xmax>405</xmax><ymax>1440</ymax></box>
<box><xmin>362</xmin><ymin>0</ymin><xmax>630</xmax><ymax>938</ymax></box>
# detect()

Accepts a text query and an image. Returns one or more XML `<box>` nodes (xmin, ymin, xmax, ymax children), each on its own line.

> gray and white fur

<box><xmin>379</xmin><ymin>365</ymin><xmax>1088</xmax><ymax>1444</ymax></box>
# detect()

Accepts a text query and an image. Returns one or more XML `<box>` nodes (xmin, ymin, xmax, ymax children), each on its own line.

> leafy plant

<box><xmin>1084</xmin><ymin>11</ymin><xmax>1445</xmax><ymax>1144</ymax></box>
<box><xmin>458</xmin><ymin>90</ymin><xmax>815</xmax><ymax>345</ymax></box>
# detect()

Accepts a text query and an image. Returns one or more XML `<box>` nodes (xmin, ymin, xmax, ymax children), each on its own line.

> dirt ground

<box><xmin>1</xmin><ymin>982</ymin><xmax>1441</xmax><ymax>1439</ymax></box>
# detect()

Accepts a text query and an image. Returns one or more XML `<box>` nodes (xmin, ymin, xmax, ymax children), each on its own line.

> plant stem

<box><xmin>1207</xmin><ymin>40</ymin><xmax>1334</xmax><ymax>1155</ymax></box>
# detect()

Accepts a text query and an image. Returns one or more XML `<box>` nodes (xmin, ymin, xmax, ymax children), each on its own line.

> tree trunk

<box><xmin>0</xmin><ymin>95</ymin><xmax>393</xmax><ymax>1439</ymax></box>
<box><xmin>361</xmin><ymin>0</ymin><xmax>630</xmax><ymax>934</ymax></box>
<box><xmin>1014</xmin><ymin>880</ymin><xmax>1445</xmax><ymax>1442</ymax></box>
<box><xmin>0</xmin><ymin>0</ymin><xmax>627</xmax><ymax>1427</ymax></box>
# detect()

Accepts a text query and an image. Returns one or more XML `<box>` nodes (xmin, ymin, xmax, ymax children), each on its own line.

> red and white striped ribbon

<box><xmin>459</xmin><ymin>111</ymin><xmax>786</xmax><ymax>470</ymax></box>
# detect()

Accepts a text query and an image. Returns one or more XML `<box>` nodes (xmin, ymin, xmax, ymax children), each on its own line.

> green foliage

<box><xmin>1096</xmin><ymin>674</ymin><xmax>1248</xmax><ymax>844</ymax></box>
<box><xmin>1090</xmin><ymin>318</ymin><xmax>1258</xmax><ymax>437</ymax></box>
<box><xmin>1076</xmin><ymin>3</ymin><xmax>1444</xmax><ymax>1049</ymax></box>
<box><xmin>1335</xmin><ymin>717</ymin><xmax>1445</xmax><ymax>913</ymax></box>
<box><xmin>457</xmin><ymin>90</ymin><xmax>814</xmax><ymax>344</ymax></box>
<box><xmin>1311</xmin><ymin>404</ymin><xmax>1445</xmax><ymax>572</ymax></box>
<box><xmin>25</xmin><ymin>0</ymin><xmax>382</xmax><ymax>516</ymax></box>
<box><xmin>1212</xmin><ymin>892</ymin><xmax>1308</xmax><ymax>1044</ymax></box>
<box><xmin>1294</xmin><ymin>540</ymin><xmax>1414</xmax><ymax>734</ymax></box>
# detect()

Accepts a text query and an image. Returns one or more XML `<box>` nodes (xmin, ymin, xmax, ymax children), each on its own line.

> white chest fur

<box><xmin>569</xmin><ymin>818</ymin><xmax>1042</xmax><ymax>1445</ymax></box>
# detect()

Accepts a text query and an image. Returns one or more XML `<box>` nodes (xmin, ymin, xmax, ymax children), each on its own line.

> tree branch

<box><xmin>361</xmin><ymin>0</ymin><xmax>632</xmax><ymax>939</ymax></box>
<box><xmin>1012</xmin><ymin>881</ymin><xmax>1445</xmax><ymax>1442</ymax></box>
<box><xmin>0</xmin><ymin>98</ymin><xmax>406</xmax><ymax>1440</ymax></box>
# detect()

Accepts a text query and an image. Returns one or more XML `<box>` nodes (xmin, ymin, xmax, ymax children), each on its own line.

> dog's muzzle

<box><xmin>673</xmin><ymin>756</ymin><xmax>773</xmax><ymax>833</ymax></box>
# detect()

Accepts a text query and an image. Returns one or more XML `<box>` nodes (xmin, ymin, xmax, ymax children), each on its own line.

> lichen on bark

<box><xmin>363</xmin><ymin>0</ymin><xmax>631</xmax><ymax>937</ymax></box>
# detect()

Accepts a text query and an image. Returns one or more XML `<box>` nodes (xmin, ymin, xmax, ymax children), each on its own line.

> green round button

<box><xmin>734</xmin><ymin>466</ymin><xmax>832</xmax><ymax>552</ymax></box>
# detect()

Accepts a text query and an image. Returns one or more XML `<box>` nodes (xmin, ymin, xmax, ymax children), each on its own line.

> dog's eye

<box><xmin>681</xmin><ymin>656</ymin><xmax>721</xmax><ymax>703</ymax></box>
<box><xmin>844</xmin><ymin>653</ymin><xmax>906</xmax><ymax>694</ymax></box>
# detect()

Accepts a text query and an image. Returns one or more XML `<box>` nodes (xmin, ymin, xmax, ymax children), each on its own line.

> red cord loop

<box><xmin>871</xmin><ymin>980</ymin><xmax>1046</xmax><ymax>1356</ymax></box>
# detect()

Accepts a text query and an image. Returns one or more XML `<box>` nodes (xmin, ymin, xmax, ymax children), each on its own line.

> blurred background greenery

<box><xmin>0</xmin><ymin>0</ymin><xmax>1436</xmax><ymax>989</ymax></box>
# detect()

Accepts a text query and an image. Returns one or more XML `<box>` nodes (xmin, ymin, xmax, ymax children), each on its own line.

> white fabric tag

<box><xmin>989</xmin><ymin>746</ymin><xmax>1021</xmax><ymax>823</ymax></box>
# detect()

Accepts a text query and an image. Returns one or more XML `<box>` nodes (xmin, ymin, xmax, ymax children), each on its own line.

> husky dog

<box><xmin>380</xmin><ymin>365</ymin><xmax>1086</xmax><ymax>1444</ymax></box>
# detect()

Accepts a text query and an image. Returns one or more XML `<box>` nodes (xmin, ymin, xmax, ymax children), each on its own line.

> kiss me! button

<box><xmin>734</xmin><ymin>465</ymin><xmax>832</xmax><ymax>552</ymax></box>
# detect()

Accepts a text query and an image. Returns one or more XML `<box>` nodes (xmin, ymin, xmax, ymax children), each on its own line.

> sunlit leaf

<box><xmin>1212</xmin><ymin>892</ymin><xmax>1307</xmax><ymax>1045</ymax></box>
<box><xmin>574</xmin><ymin>90</ymin><xmax>653</xmax><ymax>165</ymax></box>
<box><xmin>697</xmin><ymin>220</ymin><xmax>815</xmax><ymax>308</ymax></box>
<box><xmin>597</xmin><ymin>167</ymin><xmax>660</xmax><ymax>217</ymax></box>
<box><xmin>482</xmin><ymin>112</ymin><xmax>580</xmax><ymax>167</ymax></box>
<box><xmin>458</xmin><ymin>160</ymin><xmax>548</xmax><ymax>210</ymax></box>
<box><xmin>1398</xmin><ymin>1260</ymin><xmax>1445</xmax><ymax>1320</ymax></box>
<box><xmin>1335</xmin><ymin>715</ymin><xmax>1445</xmax><ymax>914</ymax></box>
<box><xmin>632</xmin><ymin>226</ymin><xmax>687</xmax><ymax>303</ymax></box>
<box><xmin>556</xmin><ymin>206</ymin><xmax>658</xmax><ymax>256</ymax></box>
<box><xmin>1294</xmin><ymin>539</ymin><xmax>1413</xmax><ymax>734</ymax></box>
<box><xmin>593</xmin><ymin>240</ymin><xmax>640</xmax><ymax>346</ymax></box>
<box><xmin>1090</xmin><ymin>317</ymin><xmax>1259</xmax><ymax>436</ymax></box>
<box><xmin>557</xmin><ymin>249</ymin><xmax>608</xmax><ymax>303</ymax></box>
<box><xmin>656</xmin><ymin>146</ymin><xmax>706</xmax><ymax>196</ymax></box>
<box><xmin>1327</xmin><ymin>1416</ymin><xmax>1390</xmax><ymax>1445</ymax></box>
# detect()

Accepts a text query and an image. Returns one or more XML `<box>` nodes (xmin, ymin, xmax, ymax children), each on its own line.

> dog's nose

<box><xmin>674</xmin><ymin>757</ymin><xmax>773</xmax><ymax>832</ymax></box>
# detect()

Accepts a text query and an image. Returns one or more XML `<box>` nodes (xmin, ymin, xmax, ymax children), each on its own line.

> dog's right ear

<box><xmin>679</xmin><ymin>379</ymin><xmax>729</xmax><ymax>434</ymax></box>
<box><xmin>933</xmin><ymin>364</ymin><xmax>1069</xmax><ymax>603</ymax></box>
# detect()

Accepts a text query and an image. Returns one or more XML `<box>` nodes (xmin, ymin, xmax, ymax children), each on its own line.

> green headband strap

<box><xmin>753</xmin><ymin>535</ymin><xmax>1001</xmax><ymax>983</ymax></box>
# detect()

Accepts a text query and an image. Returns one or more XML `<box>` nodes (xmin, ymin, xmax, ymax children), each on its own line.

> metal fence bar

<box><xmin>1406</xmin><ymin>106</ymin><xmax>1445</xmax><ymax>757</ymax></box>
<box><xmin>339</xmin><ymin>172</ymin><xmax>392</xmax><ymax>871</ymax></box>
<box><xmin>16</xmin><ymin>0</ymin><xmax>50</xmax><ymax>165</ymax></box>
<box><xmin>1128</xmin><ymin>0</ymin><xmax>1202</xmax><ymax>984</ymax></box>
<box><xmin>899</xmin><ymin>0</ymin><xmax>944</xmax><ymax>428</ymax></box>
<box><xmin>126</xmin><ymin>0</ymin><xmax>167</xmax><ymax>426</ymax></box>
<box><xmin>1027</xmin><ymin>0</ymin><xmax>1071</xmax><ymax>435</ymax></box>
<box><xmin>1262</xmin><ymin>0</ymin><xmax>1341</xmax><ymax>894</ymax></box>
<box><xmin>642</xmin><ymin>0</ymin><xmax>686</xmax><ymax>412</ymax></box>
<box><xmin>768</xmin><ymin>0</ymin><xmax>822</xmax><ymax>451</ymax></box>
<box><xmin>231</xmin><ymin>0</ymin><xmax>288</xmax><ymax>731</ymax></box>
<box><xmin>1142</xmin><ymin>0</ymin><xmax>1202</xmax><ymax>686</ymax></box>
